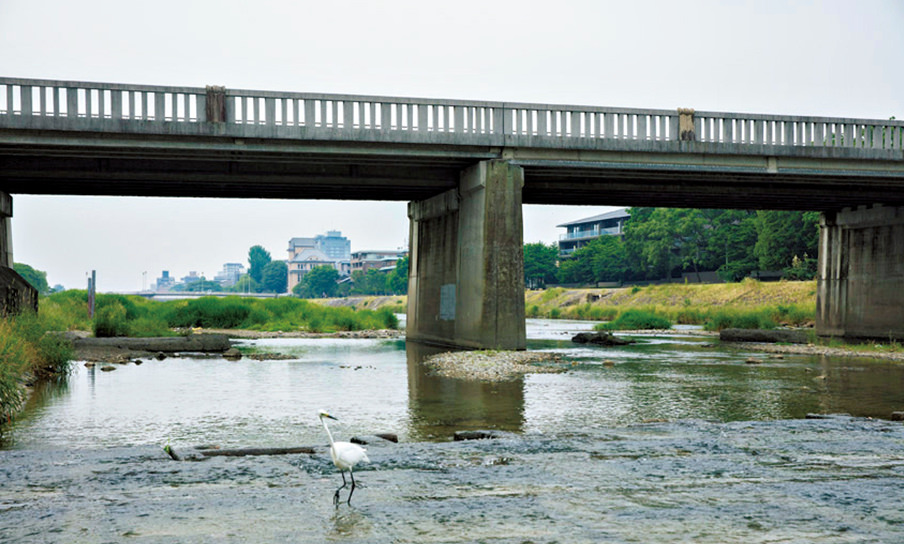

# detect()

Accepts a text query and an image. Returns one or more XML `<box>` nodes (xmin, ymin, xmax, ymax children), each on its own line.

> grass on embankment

<box><xmin>37</xmin><ymin>291</ymin><xmax>401</xmax><ymax>337</ymax></box>
<box><xmin>525</xmin><ymin>279</ymin><xmax>817</xmax><ymax>331</ymax></box>
<box><xmin>0</xmin><ymin>311</ymin><xmax>74</xmax><ymax>437</ymax></box>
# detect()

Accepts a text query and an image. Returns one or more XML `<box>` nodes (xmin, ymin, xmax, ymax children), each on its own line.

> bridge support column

<box><xmin>817</xmin><ymin>205</ymin><xmax>904</xmax><ymax>341</ymax></box>
<box><xmin>407</xmin><ymin>160</ymin><xmax>526</xmax><ymax>350</ymax></box>
<box><xmin>0</xmin><ymin>192</ymin><xmax>38</xmax><ymax>316</ymax></box>
<box><xmin>0</xmin><ymin>192</ymin><xmax>11</xmax><ymax>268</ymax></box>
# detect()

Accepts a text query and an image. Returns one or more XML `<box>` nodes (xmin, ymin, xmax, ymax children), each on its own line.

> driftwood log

<box><xmin>164</xmin><ymin>445</ymin><xmax>316</xmax><ymax>461</ymax></box>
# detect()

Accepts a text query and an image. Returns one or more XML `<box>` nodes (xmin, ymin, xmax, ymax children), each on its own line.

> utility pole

<box><xmin>87</xmin><ymin>270</ymin><xmax>96</xmax><ymax>318</ymax></box>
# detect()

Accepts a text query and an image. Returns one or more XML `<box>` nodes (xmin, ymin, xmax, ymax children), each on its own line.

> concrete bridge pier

<box><xmin>1</xmin><ymin>191</ymin><xmax>12</xmax><ymax>268</ymax></box>
<box><xmin>407</xmin><ymin>160</ymin><xmax>527</xmax><ymax>350</ymax></box>
<box><xmin>0</xmin><ymin>191</ymin><xmax>38</xmax><ymax>316</ymax></box>
<box><xmin>817</xmin><ymin>205</ymin><xmax>904</xmax><ymax>341</ymax></box>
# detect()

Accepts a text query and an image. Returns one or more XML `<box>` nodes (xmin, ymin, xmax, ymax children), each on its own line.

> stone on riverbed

<box><xmin>222</xmin><ymin>348</ymin><xmax>243</xmax><ymax>360</ymax></box>
<box><xmin>571</xmin><ymin>331</ymin><xmax>636</xmax><ymax>346</ymax></box>
<box><xmin>424</xmin><ymin>350</ymin><xmax>564</xmax><ymax>382</ymax></box>
<box><xmin>453</xmin><ymin>430</ymin><xmax>519</xmax><ymax>441</ymax></box>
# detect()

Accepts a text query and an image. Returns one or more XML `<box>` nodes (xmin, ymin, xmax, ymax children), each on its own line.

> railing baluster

<box><xmin>38</xmin><ymin>86</ymin><xmax>48</xmax><ymax>116</ymax></box>
<box><xmin>265</xmin><ymin>97</ymin><xmax>275</xmax><ymax>127</ymax></box>
<box><xmin>299</xmin><ymin>99</ymin><xmax>311</xmax><ymax>127</ymax></box>
<box><xmin>66</xmin><ymin>87</ymin><xmax>80</xmax><ymax>119</ymax></box>
<box><xmin>20</xmin><ymin>85</ymin><xmax>33</xmax><ymax>116</ymax></box>
<box><xmin>98</xmin><ymin>89</ymin><xmax>106</xmax><ymax>119</ymax></box>
<box><xmin>637</xmin><ymin>114</ymin><xmax>646</xmax><ymax>141</ymax></box>
<box><xmin>154</xmin><ymin>92</ymin><xmax>164</xmax><ymax>122</ymax></box>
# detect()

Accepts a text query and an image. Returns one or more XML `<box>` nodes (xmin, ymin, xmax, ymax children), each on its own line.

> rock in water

<box><xmin>571</xmin><ymin>331</ymin><xmax>635</xmax><ymax>346</ymax></box>
<box><xmin>222</xmin><ymin>348</ymin><xmax>243</xmax><ymax>360</ymax></box>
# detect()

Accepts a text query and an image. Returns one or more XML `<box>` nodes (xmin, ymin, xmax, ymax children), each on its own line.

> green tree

<box><xmin>624</xmin><ymin>207</ymin><xmax>681</xmax><ymax>280</ymax></box>
<box><xmin>294</xmin><ymin>265</ymin><xmax>339</xmax><ymax>298</ymax></box>
<box><xmin>248</xmin><ymin>245</ymin><xmax>272</xmax><ymax>286</ymax></box>
<box><xmin>388</xmin><ymin>256</ymin><xmax>409</xmax><ymax>294</ymax></box>
<box><xmin>523</xmin><ymin>242</ymin><xmax>558</xmax><ymax>287</ymax></box>
<box><xmin>13</xmin><ymin>263</ymin><xmax>49</xmax><ymax>295</ymax></box>
<box><xmin>713</xmin><ymin>211</ymin><xmax>759</xmax><ymax>282</ymax></box>
<box><xmin>229</xmin><ymin>274</ymin><xmax>259</xmax><ymax>294</ymax></box>
<box><xmin>558</xmin><ymin>236</ymin><xmax>628</xmax><ymax>285</ymax></box>
<box><xmin>351</xmin><ymin>269</ymin><xmax>390</xmax><ymax>295</ymax></box>
<box><xmin>261</xmin><ymin>260</ymin><xmax>288</xmax><ymax>293</ymax></box>
<box><xmin>754</xmin><ymin>211</ymin><xmax>819</xmax><ymax>271</ymax></box>
<box><xmin>589</xmin><ymin>236</ymin><xmax>629</xmax><ymax>283</ymax></box>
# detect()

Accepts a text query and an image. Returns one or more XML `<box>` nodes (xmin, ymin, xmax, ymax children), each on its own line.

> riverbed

<box><xmin>2</xmin><ymin>319</ymin><xmax>904</xmax><ymax>542</ymax></box>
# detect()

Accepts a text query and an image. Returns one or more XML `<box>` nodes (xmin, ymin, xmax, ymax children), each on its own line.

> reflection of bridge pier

<box><xmin>405</xmin><ymin>342</ymin><xmax>525</xmax><ymax>442</ymax></box>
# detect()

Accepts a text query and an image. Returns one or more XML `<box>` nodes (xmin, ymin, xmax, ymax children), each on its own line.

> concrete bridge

<box><xmin>2</xmin><ymin>77</ymin><xmax>903</xmax><ymax>348</ymax></box>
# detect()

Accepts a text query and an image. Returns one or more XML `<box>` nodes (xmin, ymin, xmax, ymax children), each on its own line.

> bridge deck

<box><xmin>2</xmin><ymin>77</ymin><xmax>903</xmax><ymax>210</ymax></box>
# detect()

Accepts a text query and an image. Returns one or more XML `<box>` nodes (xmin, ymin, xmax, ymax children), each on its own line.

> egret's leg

<box><xmin>347</xmin><ymin>469</ymin><xmax>357</xmax><ymax>506</ymax></box>
<box><xmin>334</xmin><ymin>471</ymin><xmax>348</xmax><ymax>507</ymax></box>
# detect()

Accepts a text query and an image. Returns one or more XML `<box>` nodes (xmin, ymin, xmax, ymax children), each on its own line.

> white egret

<box><xmin>318</xmin><ymin>410</ymin><xmax>370</xmax><ymax>506</ymax></box>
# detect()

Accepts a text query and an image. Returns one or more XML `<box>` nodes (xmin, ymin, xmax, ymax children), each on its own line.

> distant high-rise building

<box><xmin>315</xmin><ymin>230</ymin><xmax>351</xmax><ymax>262</ymax></box>
<box><xmin>155</xmin><ymin>270</ymin><xmax>175</xmax><ymax>292</ymax></box>
<box><xmin>214</xmin><ymin>262</ymin><xmax>245</xmax><ymax>286</ymax></box>
<box><xmin>287</xmin><ymin>231</ymin><xmax>352</xmax><ymax>292</ymax></box>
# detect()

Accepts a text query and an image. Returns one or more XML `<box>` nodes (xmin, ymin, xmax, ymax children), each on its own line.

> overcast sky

<box><xmin>2</xmin><ymin>0</ymin><xmax>902</xmax><ymax>291</ymax></box>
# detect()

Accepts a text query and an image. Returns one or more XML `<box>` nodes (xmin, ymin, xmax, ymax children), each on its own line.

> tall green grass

<box><xmin>39</xmin><ymin>292</ymin><xmax>402</xmax><ymax>336</ymax></box>
<box><xmin>0</xmin><ymin>311</ymin><xmax>74</xmax><ymax>439</ymax></box>
<box><xmin>595</xmin><ymin>309</ymin><xmax>672</xmax><ymax>331</ymax></box>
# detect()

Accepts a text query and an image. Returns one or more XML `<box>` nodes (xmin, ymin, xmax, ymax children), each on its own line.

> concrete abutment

<box><xmin>817</xmin><ymin>205</ymin><xmax>904</xmax><ymax>342</ymax></box>
<box><xmin>0</xmin><ymin>191</ymin><xmax>38</xmax><ymax>316</ymax></box>
<box><xmin>407</xmin><ymin>160</ymin><xmax>526</xmax><ymax>350</ymax></box>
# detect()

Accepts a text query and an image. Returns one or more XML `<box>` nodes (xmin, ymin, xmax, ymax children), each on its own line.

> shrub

<box><xmin>595</xmin><ymin>309</ymin><xmax>672</xmax><ymax>331</ymax></box>
<box><xmin>167</xmin><ymin>297</ymin><xmax>251</xmax><ymax>329</ymax></box>
<box><xmin>703</xmin><ymin>308</ymin><xmax>777</xmax><ymax>331</ymax></box>
<box><xmin>0</xmin><ymin>320</ymin><xmax>32</xmax><ymax>432</ymax></box>
<box><xmin>541</xmin><ymin>287</ymin><xmax>564</xmax><ymax>302</ymax></box>
<box><xmin>94</xmin><ymin>302</ymin><xmax>129</xmax><ymax>337</ymax></box>
<box><xmin>127</xmin><ymin>316</ymin><xmax>173</xmax><ymax>337</ymax></box>
<box><xmin>34</xmin><ymin>334</ymin><xmax>74</xmax><ymax>377</ymax></box>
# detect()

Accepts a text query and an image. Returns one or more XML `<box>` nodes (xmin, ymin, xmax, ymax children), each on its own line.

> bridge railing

<box><xmin>695</xmin><ymin>110</ymin><xmax>903</xmax><ymax>150</ymax></box>
<box><xmin>226</xmin><ymin>88</ymin><xmax>503</xmax><ymax>135</ymax></box>
<box><xmin>0</xmin><ymin>77</ymin><xmax>205</xmax><ymax>123</ymax></box>
<box><xmin>2</xmin><ymin>77</ymin><xmax>902</xmax><ymax>150</ymax></box>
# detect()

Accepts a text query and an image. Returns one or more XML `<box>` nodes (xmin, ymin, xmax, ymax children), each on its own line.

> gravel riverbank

<box><xmin>424</xmin><ymin>350</ymin><xmax>565</xmax><ymax>381</ymax></box>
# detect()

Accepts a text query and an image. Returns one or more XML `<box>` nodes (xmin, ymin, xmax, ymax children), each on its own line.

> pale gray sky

<box><xmin>2</xmin><ymin>0</ymin><xmax>902</xmax><ymax>291</ymax></box>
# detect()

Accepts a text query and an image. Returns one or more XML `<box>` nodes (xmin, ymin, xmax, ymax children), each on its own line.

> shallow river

<box><xmin>2</xmin><ymin>320</ymin><xmax>904</xmax><ymax>542</ymax></box>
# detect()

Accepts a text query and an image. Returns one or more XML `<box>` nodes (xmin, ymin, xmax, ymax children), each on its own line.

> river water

<box><xmin>2</xmin><ymin>319</ymin><xmax>904</xmax><ymax>542</ymax></box>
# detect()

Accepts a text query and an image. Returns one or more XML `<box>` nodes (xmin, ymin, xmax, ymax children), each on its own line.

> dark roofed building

<box><xmin>557</xmin><ymin>209</ymin><xmax>630</xmax><ymax>257</ymax></box>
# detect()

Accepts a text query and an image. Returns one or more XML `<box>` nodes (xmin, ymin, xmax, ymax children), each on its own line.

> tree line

<box><xmin>525</xmin><ymin>208</ymin><xmax>820</xmax><ymax>287</ymax></box>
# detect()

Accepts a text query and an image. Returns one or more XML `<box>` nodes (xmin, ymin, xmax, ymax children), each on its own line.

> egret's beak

<box><xmin>322</xmin><ymin>413</ymin><xmax>338</xmax><ymax>421</ymax></box>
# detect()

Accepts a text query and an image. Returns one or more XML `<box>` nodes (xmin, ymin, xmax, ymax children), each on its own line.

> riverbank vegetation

<box><xmin>36</xmin><ymin>291</ymin><xmax>400</xmax><ymax>337</ymax></box>
<box><xmin>0</xmin><ymin>311</ymin><xmax>74</xmax><ymax>438</ymax></box>
<box><xmin>526</xmin><ymin>279</ymin><xmax>816</xmax><ymax>331</ymax></box>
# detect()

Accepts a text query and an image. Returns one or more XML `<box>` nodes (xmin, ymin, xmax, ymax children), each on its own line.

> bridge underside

<box><xmin>2</xmin><ymin>133</ymin><xmax>904</xmax><ymax>211</ymax></box>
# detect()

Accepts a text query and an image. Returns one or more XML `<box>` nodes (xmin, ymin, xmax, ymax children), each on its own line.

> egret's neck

<box><xmin>320</xmin><ymin>417</ymin><xmax>335</xmax><ymax>446</ymax></box>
